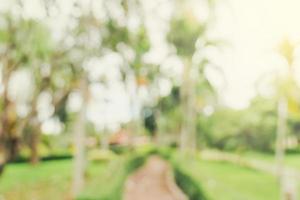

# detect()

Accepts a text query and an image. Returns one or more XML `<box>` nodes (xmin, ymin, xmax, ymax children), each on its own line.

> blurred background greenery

<box><xmin>0</xmin><ymin>0</ymin><xmax>300</xmax><ymax>200</ymax></box>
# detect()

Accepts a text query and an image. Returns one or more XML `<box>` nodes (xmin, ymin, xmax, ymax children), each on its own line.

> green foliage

<box><xmin>0</xmin><ymin>17</ymin><xmax>53</xmax><ymax>65</ymax></box>
<box><xmin>129</xmin><ymin>27</ymin><xmax>151</xmax><ymax>76</ymax></box>
<box><xmin>198</xmin><ymin>97</ymin><xmax>277</xmax><ymax>152</ymax></box>
<box><xmin>88</xmin><ymin>149</ymin><xmax>117</xmax><ymax>163</ymax></box>
<box><xmin>155</xmin><ymin>86</ymin><xmax>182</xmax><ymax>140</ymax></box>
<box><xmin>168</xmin><ymin>17</ymin><xmax>204</xmax><ymax>56</ymax></box>
<box><xmin>158</xmin><ymin>87</ymin><xmax>181</xmax><ymax>113</ymax></box>
<box><xmin>173</xmin><ymin>167</ymin><xmax>208</xmax><ymax>200</ymax></box>
<box><xmin>278</xmin><ymin>39</ymin><xmax>295</xmax><ymax>66</ymax></box>
<box><xmin>102</xmin><ymin>20</ymin><xmax>129</xmax><ymax>50</ymax></box>
<box><xmin>142</xmin><ymin>107</ymin><xmax>157</xmax><ymax>136</ymax></box>
<box><xmin>288</xmin><ymin>117</ymin><xmax>300</xmax><ymax>140</ymax></box>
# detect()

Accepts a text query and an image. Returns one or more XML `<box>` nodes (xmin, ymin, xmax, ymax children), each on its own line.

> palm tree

<box><xmin>167</xmin><ymin>0</ymin><xmax>220</xmax><ymax>152</ymax></box>
<box><xmin>275</xmin><ymin>39</ymin><xmax>299</xmax><ymax>200</ymax></box>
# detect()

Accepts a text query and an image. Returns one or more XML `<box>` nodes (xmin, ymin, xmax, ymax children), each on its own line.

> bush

<box><xmin>88</xmin><ymin>149</ymin><xmax>117</xmax><ymax>163</ymax></box>
<box><xmin>173</xmin><ymin>166</ymin><xmax>208</xmax><ymax>200</ymax></box>
<box><xmin>110</xmin><ymin>144</ymin><xmax>132</xmax><ymax>154</ymax></box>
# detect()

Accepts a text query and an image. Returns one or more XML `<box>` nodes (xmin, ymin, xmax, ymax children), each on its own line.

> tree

<box><xmin>0</xmin><ymin>8</ymin><xmax>55</xmax><ymax>167</ymax></box>
<box><xmin>72</xmin><ymin>77</ymin><xmax>88</xmax><ymax>197</ymax></box>
<box><xmin>167</xmin><ymin>0</ymin><xmax>219</xmax><ymax>151</ymax></box>
<box><xmin>274</xmin><ymin>39</ymin><xmax>299</xmax><ymax>200</ymax></box>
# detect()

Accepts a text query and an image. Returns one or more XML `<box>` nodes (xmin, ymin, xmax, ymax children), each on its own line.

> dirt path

<box><xmin>123</xmin><ymin>156</ymin><xmax>187</xmax><ymax>200</ymax></box>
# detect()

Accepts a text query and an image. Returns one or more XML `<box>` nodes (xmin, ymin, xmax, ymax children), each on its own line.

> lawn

<box><xmin>174</xmin><ymin>155</ymin><xmax>280</xmax><ymax>200</ymax></box>
<box><xmin>0</xmin><ymin>154</ymin><xmax>280</xmax><ymax>200</ymax></box>
<box><xmin>0</xmin><ymin>159</ymin><xmax>109</xmax><ymax>200</ymax></box>
<box><xmin>239</xmin><ymin>151</ymin><xmax>300</xmax><ymax>170</ymax></box>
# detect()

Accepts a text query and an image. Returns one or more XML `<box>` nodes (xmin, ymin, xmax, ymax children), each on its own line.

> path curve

<box><xmin>123</xmin><ymin>156</ymin><xmax>187</xmax><ymax>200</ymax></box>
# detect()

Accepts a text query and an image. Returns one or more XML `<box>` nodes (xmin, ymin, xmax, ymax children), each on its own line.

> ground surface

<box><xmin>123</xmin><ymin>156</ymin><xmax>187</xmax><ymax>200</ymax></box>
<box><xmin>0</xmin><ymin>152</ymin><xmax>287</xmax><ymax>200</ymax></box>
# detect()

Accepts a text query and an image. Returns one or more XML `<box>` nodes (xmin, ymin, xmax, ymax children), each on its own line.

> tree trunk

<box><xmin>127</xmin><ymin>72</ymin><xmax>141</xmax><ymax>137</ymax></box>
<box><xmin>30</xmin><ymin>129</ymin><xmax>40</xmax><ymax>164</ymax></box>
<box><xmin>27</xmin><ymin>99</ymin><xmax>42</xmax><ymax>165</ymax></box>
<box><xmin>7</xmin><ymin>137</ymin><xmax>20</xmax><ymax>162</ymax></box>
<box><xmin>0</xmin><ymin>73</ymin><xmax>11</xmax><ymax>174</ymax></box>
<box><xmin>0</xmin><ymin>115</ymin><xmax>8</xmax><ymax>174</ymax></box>
<box><xmin>275</xmin><ymin>97</ymin><xmax>289</xmax><ymax>200</ymax></box>
<box><xmin>180</xmin><ymin>63</ymin><xmax>197</xmax><ymax>152</ymax></box>
<box><xmin>100</xmin><ymin>128</ymin><xmax>109</xmax><ymax>150</ymax></box>
<box><xmin>0</xmin><ymin>142</ymin><xmax>6</xmax><ymax>175</ymax></box>
<box><xmin>72</xmin><ymin>78</ymin><xmax>88</xmax><ymax>197</ymax></box>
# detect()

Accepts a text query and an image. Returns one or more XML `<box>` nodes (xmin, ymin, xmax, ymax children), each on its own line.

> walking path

<box><xmin>123</xmin><ymin>156</ymin><xmax>187</xmax><ymax>200</ymax></box>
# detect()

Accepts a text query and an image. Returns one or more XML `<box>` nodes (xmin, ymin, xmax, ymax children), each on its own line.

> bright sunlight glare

<box><xmin>214</xmin><ymin>0</ymin><xmax>300</xmax><ymax>109</ymax></box>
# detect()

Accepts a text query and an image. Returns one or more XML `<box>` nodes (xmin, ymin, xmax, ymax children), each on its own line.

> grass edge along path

<box><xmin>201</xmin><ymin>149</ymin><xmax>300</xmax><ymax>179</ymax></box>
<box><xmin>81</xmin><ymin>147</ymin><xmax>279</xmax><ymax>200</ymax></box>
<box><xmin>201</xmin><ymin>149</ymin><xmax>299</xmax><ymax>199</ymax></box>
<box><xmin>123</xmin><ymin>155</ymin><xmax>188</xmax><ymax>200</ymax></box>
<box><xmin>178</xmin><ymin>156</ymin><xmax>280</xmax><ymax>200</ymax></box>
<box><xmin>79</xmin><ymin>147</ymin><xmax>208</xmax><ymax>200</ymax></box>
<box><xmin>0</xmin><ymin>147</ymin><xmax>281</xmax><ymax>200</ymax></box>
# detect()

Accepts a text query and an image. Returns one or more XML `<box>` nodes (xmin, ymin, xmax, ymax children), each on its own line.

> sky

<box><xmin>213</xmin><ymin>0</ymin><xmax>300</xmax><ymax>108</ymax></box>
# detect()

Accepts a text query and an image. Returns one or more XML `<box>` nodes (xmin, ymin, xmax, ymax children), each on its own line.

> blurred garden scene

<box><xmin>1</xmin><ymin>0</ymin><xmax>300</xmax><ymax>199</ymax></box>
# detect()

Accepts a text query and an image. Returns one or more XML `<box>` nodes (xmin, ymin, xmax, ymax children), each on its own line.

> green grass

<box><xmin>0</xmin><ymin>154</ymin><xmax>150</xmax><ymax>200</ymax></box>
<box><xmin>78</xmin><ymin>157</ymin><xmax>128</xmax><ymax>200</ymax></box>
<box><xmin>0</xmin><ymin>159</ymin><xmax>108</xmax><ymax>200</ymax></box>
<box><xmin>0</xmin><ymin>160</ymin><xmax>72</xmax><ymax>200</ymax></box>
<box><xmin>174</xmin><ymin>155</ymin><xmax>280</xmax><ymax>200</ymax></box>
<box><xmin>285</xmin><ymin>154</ymin><xmax>300</xmax><ymax>170</ymax></box>
<box><xmin>0</xmin><ymin>153</ymin><xmax>281</xmax><ymax>200</ymax></box>
<box><xmin>240</xmin><ymin>151</ymin><xmax>300</xmax><ymax>170</ymax></box>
